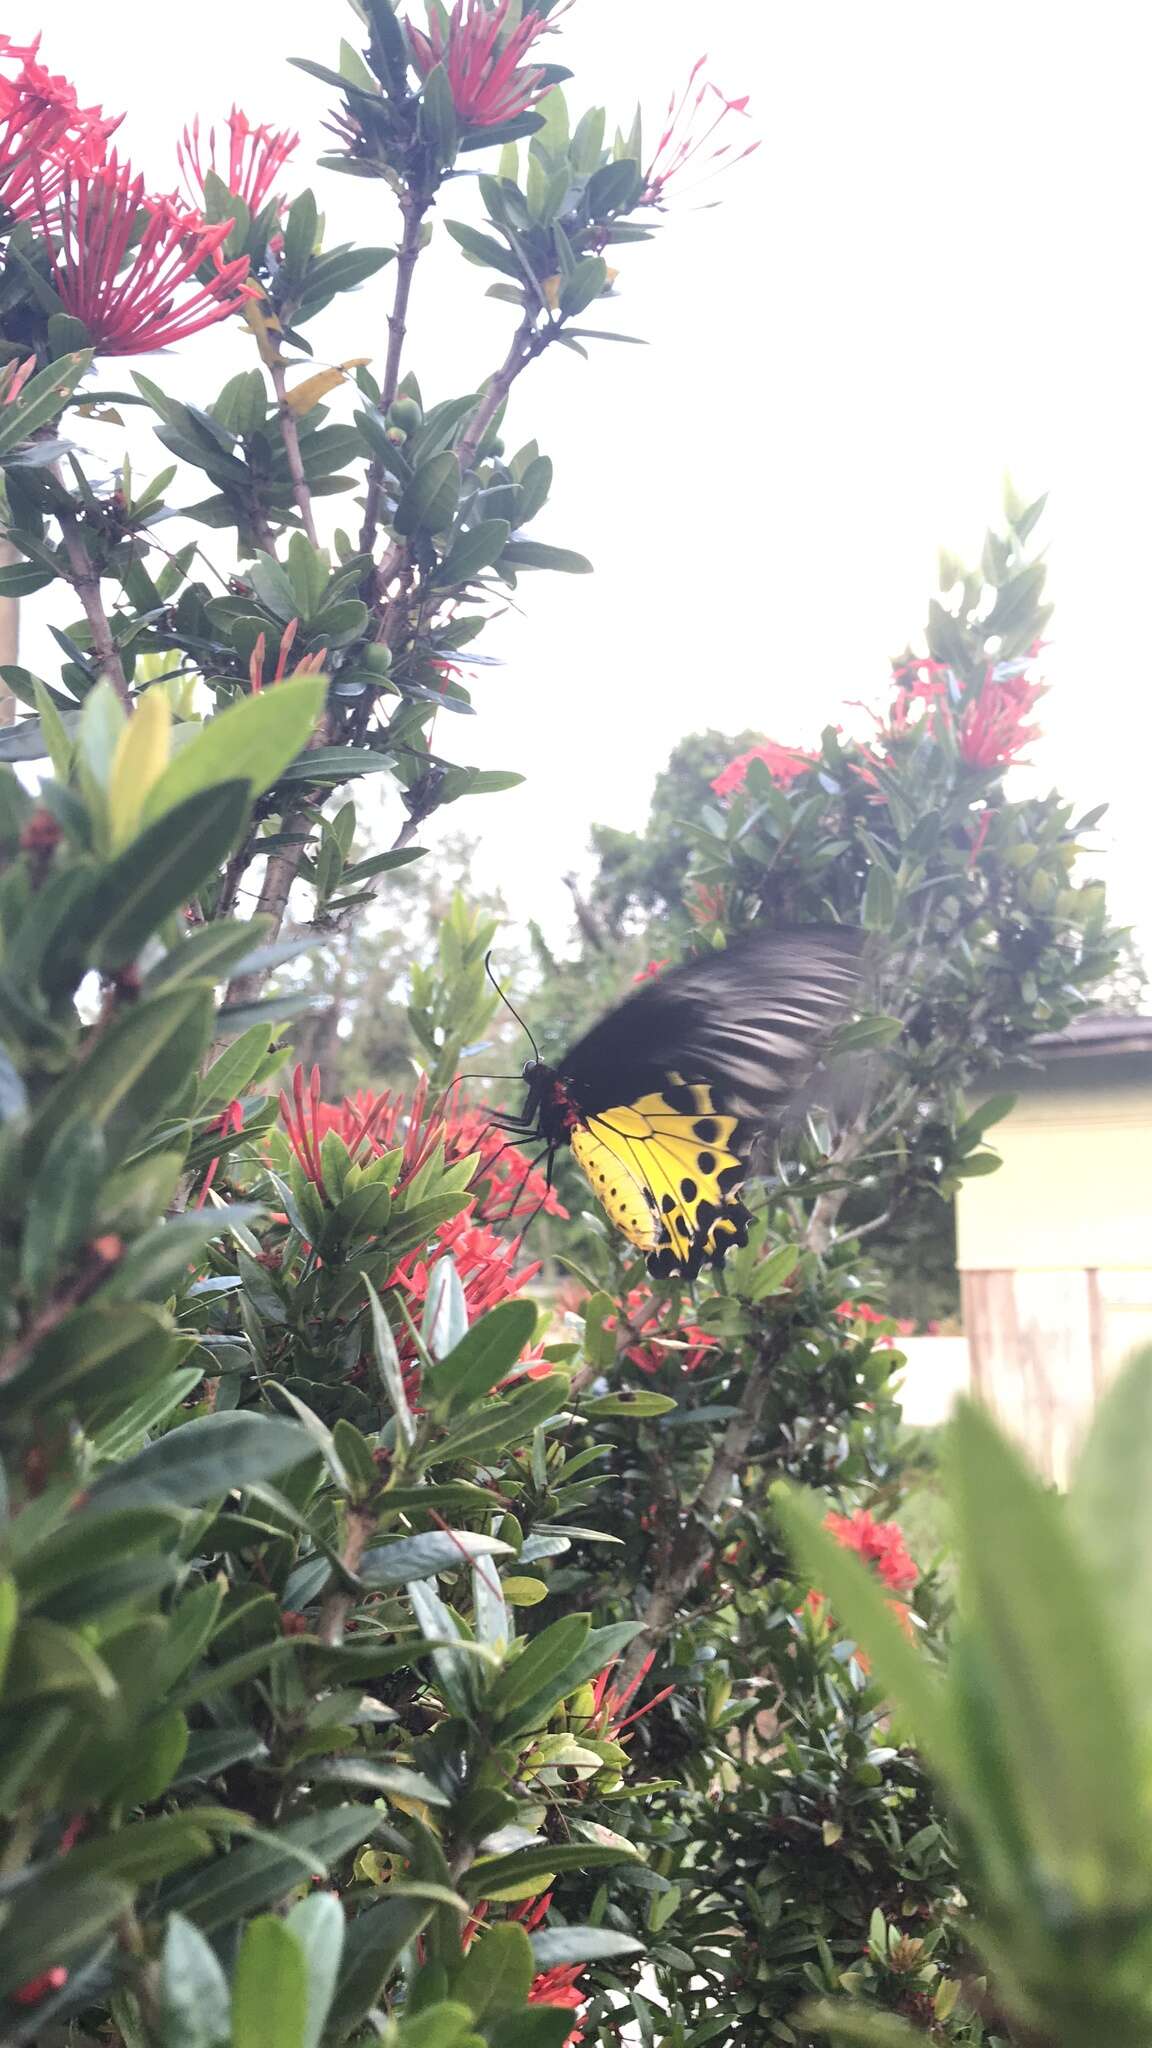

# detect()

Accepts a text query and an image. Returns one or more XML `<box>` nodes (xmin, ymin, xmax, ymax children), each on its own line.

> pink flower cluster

<box><xmin>1</xmin><ymin>37</ymin><xmax>297</xmax><ymax>357</ymax></box>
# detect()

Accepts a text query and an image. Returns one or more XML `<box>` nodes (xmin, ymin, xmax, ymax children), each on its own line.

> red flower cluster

<box><xmin>632</xmin><ymin>957</ymin><xmax>669</xmax><ymax>983</ymax></box>
<box><xmin>711</xmin><ymin>740</ymin><xmax>816</xmax><ymax>798</ymax></box>
<box><xmin>407</xmin><ymin>0</ymin><xmax>560</xmax><ymax>128</ymax></box>
<box><xmin>281</xmin><ymin>1066</ymin><xmax>566</xmax><ymax>1225</ymax></box>
<box><xmin>604</xmin><ymin>1286</ymin><xmax>717</xmax><ymax>1377</ymax></box>
<box><xmin>642</xmin><ymin>55</ymin><xmax>759</xmax><ymax>207</ymax></box>
<box><xmin>879</xmin><ymin>655</ymin><xmax>1044</xmax><ymax>771</ymax></box>
<box><xmin>956</xmin><ymin>663</ymin><xmax>1044</xmax><ymax>769</ymax></box>
<box><xmin>823</xmin><ymin>1507</ymin><xmax>918</xmax><ymax>1593</ymax></box>
<box><xmin>178</xmin><ymin>107</ymin><xmax>298</xmax><ymax>217</ymax></box>
<box><xmin>279</xmin><ymin>1067</ymin><xmax>564</xmax><ymax>1396</ymax></box>
<box><xmin>34</xmin><ymin>155</ymin><xmax>255</xmax><ymax>355</ymax></box>
<box><xmin>528</xmin><ymin>1964</ymin><xmax>584</xmax><ymax>2043</ymax></box>
<box><xmin>834</xmin><ymin>1298</ymin><xmax>915</xmax><ymax>1349</ymax></box>
<box><xmin>463</xmin><ymin>1894</ymin><xmax>585</xmax><ymax>2044</ymax></box>
<box><xmin>0</xmin><ymin>36</ymin><xmax>118</xmax><ymax>221</ymax></box>
<box><xmin>588</xmin><ymin>1648</ymin><xmax>675</xmax><ymax>1740</ymax></box>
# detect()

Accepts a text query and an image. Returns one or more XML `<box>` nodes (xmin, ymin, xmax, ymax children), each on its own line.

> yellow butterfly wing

<box><xmin>570</xmin><ymin>1081</ymin><xmax>752</xmax><ymax>1279</ymax></box>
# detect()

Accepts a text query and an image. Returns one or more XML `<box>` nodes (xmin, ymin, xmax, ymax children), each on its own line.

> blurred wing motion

<box><xmin>517</xmin><ymin>927</ymin><xmax>863</xmax><ymax>1282</ymax></box>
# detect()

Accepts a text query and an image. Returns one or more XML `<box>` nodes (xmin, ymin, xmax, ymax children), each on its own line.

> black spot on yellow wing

<box><xmin>570</xmin><ymin>1082</ymin><xmax>753</xmax><ymax>1281</ymax></box>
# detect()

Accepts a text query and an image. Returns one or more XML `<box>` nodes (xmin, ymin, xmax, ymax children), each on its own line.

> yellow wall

<box><xmin>956</xmin><ymin>1082</ymin><xmax>1152</xmax><ymax>1272</ymax></box>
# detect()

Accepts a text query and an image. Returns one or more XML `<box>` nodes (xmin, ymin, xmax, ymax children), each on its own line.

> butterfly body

<box><xmin>500</xmin><ymin>929</ymin><xmax>863</xmax><ymax>1282</ymax></box>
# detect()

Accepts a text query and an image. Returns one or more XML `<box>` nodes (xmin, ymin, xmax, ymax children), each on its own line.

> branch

<box><xmin>222</xmin><ymin>807</ymin><xmax>315</xmax><ymax>1009</ymax></box>
<box><xmin>358</xmin><ymin>189</ymin><xmax>433</xmax><ymax>559</ymax></box>
<box><xmin>614</xmin><ymin>1329</ymin><xmax>790</xmax><ymax>1694</ymax></box>
<box><xmin>56</xmin><ymin>504</ymin><xmax>131</xmax><ymax>708</ymax></box>
<box><xmin>270</xmin><ymin>360</ymin><xmax>318</xmax><ymax>546</ymax></box>
<box><xmin>317</xmin><ymin>1503</ymin><xmax>376</xmax><ymax>1647</ymax></box>
<box><xmin>455</xmin><ymin>313</ymin><xmax>541</xmax><ymax>473</ymax></box>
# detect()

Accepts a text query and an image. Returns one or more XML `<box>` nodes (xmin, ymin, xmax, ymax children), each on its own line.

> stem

<box><xmin>455</xmin><ymin>314</ymin><xmax>541</xmax><ymax>472</ymax></box>
<box><xmin>222</xmin><ymin>807</ymin><xmax>314</xmax><ymax>1009</ymax></box>
<box><xmin>615</xmin><ymin>1330</ymin><xmax>790</xmax><ymax>1694</ymax></box>
<box><xmin>270</xmin><ymin>359</ymin><xmax>319</xmax><ymax>546</ymax></box>
<box><xmin>358</xmin><ymin>190</ymin><xmax>433</xmax><ymax>559</ymax></box>
<box><xmin>56</xmin><ymin>505</ymin><xmax>131</xmax><ymax>708</ymax></box>
<box><xmin>317</xmin><ymin>1504</ymin><xmax>376</xmax><ymax>1647</ymax></box>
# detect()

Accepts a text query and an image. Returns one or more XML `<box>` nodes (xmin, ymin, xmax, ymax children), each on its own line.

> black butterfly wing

<box><xmin>558</xmin><ymin>926</ymin><xmax>864</xmax><ymax>1125</ymax></box>
<box><xmin>554</xmin><ymin>928</ymin><xmax>863</xmax><ymax>1280</ymax></box>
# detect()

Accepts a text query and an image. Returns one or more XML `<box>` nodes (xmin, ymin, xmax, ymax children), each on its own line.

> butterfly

<box><xmin>494</xmin><ymin>927</ymin><xmax>863</xmax><ymax>1281</ymax></box>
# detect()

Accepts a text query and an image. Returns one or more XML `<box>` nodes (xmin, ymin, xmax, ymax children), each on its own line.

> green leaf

<box><xmin>586</xmin><ymin>1390</ymin><xmax>677</xmax><ymax>1418</ymax></box>
<box><xmin>862</xmin><ymin>859</ymin><xmax>896</xmax><ymax>931</ymax></box>
<box><xmin>160</xmin><ymin>1808</ymin><xmax>379</xmax><ymax>1931</ymax></box>
<box><xmin>286</xmin><ymin>1891</ymin><xmax>346</xmax><ymax>2048</ymax></box>
<box><xmin>232</xmin><ymin>1916</ymin><xmax>308</xmax><ymax>2048</ymax></box>
<box><xmin>956</xmin><ymin>1091</ymin><xmax>1017</xmax><ymax>1149</ymax></box>
<box><xmin>488</xmin><ymin>1613</ymin><xmax>590</xmax><ymax>1718</ymax></box>
<box><xmin>92</xmin><ymin>783</ymin><xmax>252</xmax><ymax>970</ymax></box>
<box><xmin>500</xmin><ymin>539</ymin><xmax>592</xmax><ymax>574</ymax></box>
<box><xmin>328</xmin><ymin>1896</ymin><xmax>436</xmax><ymax>2038</ymax></box>
<box><xmin>463</xmin><ymin>1839</ymin><xmax>638</xmax><ymax>1899</ymax></box>
<box><xmin>419</xmin><ymin>61</ymin><xmax>459</xmax><ymax>169</ymax></box>
<box><xmin>436</xmin><ymin>518</ymin><xmax>512</xmax><ymax>585</ymax></box>
<box><xmin>774</xmin><ymin>1484</ymin><xmax>959</xmax><ymax>1782</ymax></box>
<box><xmin>364</xmin><ymin>1271</ymin><xmax>416</xmax><ymax>1448</ymax></box>
<box><xmin>951</xmin><ymin>1397</ymin><xmax>1146</xmax><ymax>1896</ymax></box>
<box><xmin>1071</xmin><ymin>1347</ymin><xmax>1152</xmax><ymax>1715</ymax></box>
<box><xmin>425</xmin><ymin>1298</ymin><xmax>538</xmax><ymax>1414</ymax></box>
<box><xmin>0</xmin><ymin>1873</ymin><xmax>132</xmax><ymax>2003</ymax></box>
<box><xmin>358</xmin><ymin>1530</ymin><xmax>513</xmax><ymax>1589</ymax></box>
<box><xmin>21</xmin><ymin>1118</ymin><xmax>105</xmax><ymax>1295</ymax></box>
<box><xmin>0</xmin><ymin>349</ymin><xmax>93</xmax><ymax>457</ymax></box>
<box><xmin>395</xmin><ymin>451</ymin><xmax>461</xmax><ymax>536</ymax></box>
<box><xmin>161</xmin><ymin>1913</ymin><xmax>232</xmax><ymax>2048</ymax></box>
<box><xmin>559</xmin><ymin>255</ymin><xmax>607</xmax><ymax>316</ymax></box>
<box><xmin>429</xmin><ymin>1371</ymin><xmax>570</xmax><ymax>1466</ymax></box>
<box><xmin>530</xmin><ymin>1927</ymin><xmax>644</xmax><ymax>1967</ymax></box>
<box><xmin>28</xmin><ymin>983</ymin><xmax>213</xmax><ymax>1163</ymax></box>
<box><xmin>88</xmin><ymin>1412</ymin><xmax>311</xmax><ymax>1513</ymax></box>
<box><xmin>453</xmin><ymin>1920</ymin><xmax>533</xmax><ymax>2016</ymax></box>
<box><xmin>445</xmin><ymin>220</ymin><xmax>521</xmax><ymax>276</ymax></box>
<box><xmin>141</xmin><ymin>676</ymin><xmax>326</xmax><ymax>825</ymax></box>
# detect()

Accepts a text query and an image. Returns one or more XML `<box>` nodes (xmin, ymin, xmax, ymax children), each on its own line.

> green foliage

<box><xmin>779</xmin><ymin>1349</ymin><xmax>1152</xmax><ymax>2048</ymax></box>
<box><xmin>0</xmin><ymin>15</ymin><xmax>1132</xmax><ymax>2048</ymax></box>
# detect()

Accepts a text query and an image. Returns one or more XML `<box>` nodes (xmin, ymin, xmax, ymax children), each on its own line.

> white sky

<box><xmin>13</xmin><ymin>0</ymin><xmax>1152</xmax><ymax>955</ymax></box>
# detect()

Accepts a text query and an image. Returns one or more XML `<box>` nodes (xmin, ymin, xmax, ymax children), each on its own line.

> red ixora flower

<box><xmin>877</xmin><ymin>654</ymin><xmax>1044</xmax><ymax>772</ymax></box>
<box><xmin>823</xmin><ymin>1507</ymin><xmax>918</xmax><ymax>1594</ymax></box>
<box><xmin>603</xmin><ymin>1285</ymin><xmax>717</xmax><ymax>1377</ymax></box>
<box><xmin>0</xmin><ymin>38</ymin><xmax>118</xmax><ymax>221</ymax></box>
<box><xmin>195</xmin><ymin>1098</ymin><xmax>245</xmax><ymax>1208</ymax></box>
<box><xmin>642</xmin><ymin>55</ymin><xmax>759</xmax><ymax>207</ymax></box>
<box><xmin>528</xmin><ymin>1964</ymin><xmax>585</xmax><ymax>2043</ymax></box>
<box><xmin>35</xmin><ymin>156</ymin><xmax>255</xmax><ymax>356</ymax></box>
<box><xmin>177</xmin><ymin>106</ymin><xmax>299</xmax><ymax>218</ymax></box>
<box><xmin>280</xmin><ymin>1066</ymin><xmax>566</xmax><ymax>1224</ymax></box>
<box><xmin>956</xmin><ymin>662</ymin><xmax>1045</xmax><ymax>770</ymax></box>
<box><xmin>462</xmin><ymin>1898</ymin><xmax>584</xmax><ymax>2046</ymax></box>
<box><xmin>711</xmin><ymin>740</ymin><xmax>816</xmax><ymax>798</ymax></box>
<box><xmin>407</xmin><ymin>0</ymin><xmax>562</xmax><ymax>128</ymax></box>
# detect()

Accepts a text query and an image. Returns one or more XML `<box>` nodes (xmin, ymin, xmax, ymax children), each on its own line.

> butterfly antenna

<box><xmin>484</xmin><ymin>951</ymin><xmax>541</xmax><ymax>1063</ymax></box>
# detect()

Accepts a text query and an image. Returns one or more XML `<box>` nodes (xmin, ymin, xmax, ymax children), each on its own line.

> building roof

<box><xmin>1032</xmin><ymin>1014</ymin><xmax>1152</xmax><ymax>1060</ymax></box>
